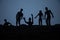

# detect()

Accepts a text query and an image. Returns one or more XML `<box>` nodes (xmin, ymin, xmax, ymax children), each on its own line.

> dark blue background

<box><xmin>0</xmin><ymin>0</ymin><xmax>60</xmax><ymax>25</ymax></box>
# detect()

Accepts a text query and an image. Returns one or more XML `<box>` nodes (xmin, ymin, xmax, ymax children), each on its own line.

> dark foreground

<box><xmin>0</xmin><ymin>24</ymin><xmax>60</xmax><ymax>40</ymax></box>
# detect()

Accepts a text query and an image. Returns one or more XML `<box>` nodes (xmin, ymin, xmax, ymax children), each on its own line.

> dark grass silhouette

<box><xmin>0</xmin><ymin>24</ymin><xmax>60</xmax><ymax>40</ymax></box>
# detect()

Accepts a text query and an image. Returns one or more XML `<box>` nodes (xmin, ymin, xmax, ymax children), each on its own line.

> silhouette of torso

<box><xmin>27</xmin><ymin>21</ymin><xmax>33</xmax><ymax>26</ymax></box>
<box><xmin>38</xmin><ymin>13</ymin><xmax>43</xmax><ymax>20</ymax></box>
<box><xmin>16</xmin><ymin>11</ymin><xmax>23</xmax><ymax>20</ymax></box>
<box><xmin>45</xmin><ymin>10</ymin><xmax>51</xmax><ymax>19</ymax></box>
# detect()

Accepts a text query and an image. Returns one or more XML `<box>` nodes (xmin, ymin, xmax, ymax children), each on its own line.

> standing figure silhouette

<box><xmin>35</xmin><ymin>10</ymin><xmax>43</xmax><ymax>26</ymax></box>
<box><xmin>23</xmin><ymin>14</ymin><xmax>33</xmax><ymax>26</ymax></box>
<box><xmin>16</xmin><ymin>8</ymin><xmax>23</xmax><ymax>26</ymax></box>
<box><xmin>45</xmin><ymin>7</ymin><xmax>54</xmax><ymax>26</ymax></box>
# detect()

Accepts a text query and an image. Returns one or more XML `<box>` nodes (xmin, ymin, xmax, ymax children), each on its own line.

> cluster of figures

<box><xmin>3</xmin><ymin>7</ymin><xmax>54</xmax><ymax>26</ymax></box>
<box><xmin>16</xmin><ymin>7</ymin><xmax>54</xmax><ymax>26</ymax></box>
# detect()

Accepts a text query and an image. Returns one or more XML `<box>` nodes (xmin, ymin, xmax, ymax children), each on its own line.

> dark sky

<box><xmin>0</xmin><ymin>0</ymin><xmax>60</xmax><ymax>25</ymax></box>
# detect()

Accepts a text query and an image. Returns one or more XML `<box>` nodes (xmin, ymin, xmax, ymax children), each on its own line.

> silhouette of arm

<box><xmin>31</xmin><ymin>14</ymin><xmax>33</xmax><ymax>24</ymax></box>
<box><xmin>45</xmin><ymin>12</ymin><xmax>46</xmax><ymax>17</ymax></box>
<box><xmin>8</xmin><ymin>22</ymin><xmax>11</xmax><ymax>24</ymax></box>
<box><xmin>23</xmin><ymin>18</ymin><xmax>28</xmax><ymax>24</ymax></box>
<box><xmin>42</xmin><ymin>13</ymin><xmax>43</xmax><ymax>16</ymax></box>
<box><xmin>35</xmin><ymin>13</ymin><xmax>39</xmax><ymax>18</ymax></box>
<box><xmin>50</xmin><ymin>10</ymin><xmax>54</xmax><ymax>18</ymax></box>
<box><xmin>7</xmin><ymin>22</ymin><xmax>12</xmax><ymax>25</ymax></box>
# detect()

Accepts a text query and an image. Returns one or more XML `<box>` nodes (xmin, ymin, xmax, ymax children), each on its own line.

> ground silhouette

<box><xmin>0</xmin><ymin>24</ymin><xmax>60</xmax><ymax>40</ymax></box>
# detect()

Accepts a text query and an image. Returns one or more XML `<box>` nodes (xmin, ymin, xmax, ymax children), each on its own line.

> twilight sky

<box><xmin>0</xmin><ymin>0</ymin><xmax>60</xmax><ymax>25</ymax></box>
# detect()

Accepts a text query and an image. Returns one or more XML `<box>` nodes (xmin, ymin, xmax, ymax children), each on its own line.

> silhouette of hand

<box><xmin>52</xmin><ymin>16</ymin><xmax>54</xmax><ymax>18</ymax></box>
<box><xmin>31</xmin><ymin>14</ymin><xmax>33</xmax><ymax>16</ymax></box>
<box><xmin>23</xmin><ymin>17</ymin><xmax>25</xmax><ymax>20</ymax></box>
<box><xmin>35</xmin><ymin>17</ymin><xmax>36</xmax><ymax>19</ymax></box>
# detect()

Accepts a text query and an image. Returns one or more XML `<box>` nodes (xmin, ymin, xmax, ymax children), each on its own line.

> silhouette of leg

<box><xmin>49</xmin><ymin>18</ymin><xmax>51</xmax><ymax>26</ymax></box>
<box><xmin>19</xmin><ymin>17</ymin><xmax>22</xmax><ymax>26</ymax></box>
<box><xmin>16</xmin><ymin>21</ymin><xmax>17</xmax><ymax>26</ymax></box>
<box><xmin>47</xmin><ymin>20</ymin><xmax>49</xmax><ymax>25</ymax></box>
<box><xmin>41</xmin><ymin>19</ymin><xmax>42</xmax><ymax>26</ymax></box>
<box><xmin>39</xmin><ymin>19</ymin><xmax>40</xmax><ymax>26</ymax></box>
<box><xmin>16</xmin><ymin>19</ymin><xmax>18</xmax><ymax>26</ymax></box>
<box><xmin>19</xmin><ymin>19</ymin><xmax>20</xmax><ymax>26</ymax></box>
<box><xmin>46</xmin><ymin>18</ymin><xmax>48</xmax><ymax>25</ymax></box>
<box><xmin>46</xmin><ymin>19</ymin><xmax>47</xmax><ymax>25</ymax></box>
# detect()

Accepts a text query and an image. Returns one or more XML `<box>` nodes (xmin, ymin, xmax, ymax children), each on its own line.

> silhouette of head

<box><xmin>39</xmin><ymin>10</ymin><xmax>42</xmax><ymax>13</ymax></box>
<box><xmin>45</xmin><ymin>7</ymin><xmax>48</xmax><ymax>11</ymax></box>
<box><xmin>20</xmin><ymin>8</ymin><xmax>23</xmax><ymax>11</ymax></box>
<box><xmin>29</xmin><ymin>17</ymin><xmax>31</xmax><ymax>22</ymax></box>
<box><xmin>4</xmin><ymin>19</ymin><xmax>7</xmax><ymax>22</ymax></box>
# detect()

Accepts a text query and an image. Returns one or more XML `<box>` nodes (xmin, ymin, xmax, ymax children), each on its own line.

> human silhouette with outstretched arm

<box><xmin>23</xmin><ymin>14</ymin><xmax>33</xmax><ymax>26</ymax></box>
<box><xmin>45</xmin><ymin>7</ymin><xmax>54</xmax><ymax>26</ymax></box>
<box><xmin>16</xmin><ymin>8</ymin><xmax>23</xmax><ymax>26</ymax></box>
<box><xmin>35</xmin><ymin>10</ymin><xmax>43</xmax><ymax>26</ymax></box>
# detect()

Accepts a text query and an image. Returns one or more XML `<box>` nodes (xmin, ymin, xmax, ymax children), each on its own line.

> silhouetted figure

<box><xmin>35</xmin><ymin>10</ymin><xmax>43</xmax><ymax>26</ymax></box>
<box><xmin>23</xmin><ymin>14</ymin><xmax>33</xmax><ymax>26</ymax></box>
<box><xmin>4</xmin><ymin>19</ymin><xmax>12</xmax><ymax>26</ymax></box>
<box><xmin>45</xmin><ymin>7</ymin><xmax>54</xmax><ymax>26</ymax></box>
<box><xmin>16</xmin><ymin>8</ymin><xmax>23</xmax><ymax>26</ymax></box>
